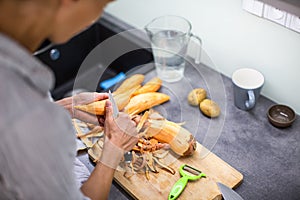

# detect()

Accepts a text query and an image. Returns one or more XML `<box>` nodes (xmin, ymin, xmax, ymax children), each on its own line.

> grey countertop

<box><xmin>78</xmin><ymin>61</ymin><xmax>300</xmax><ymax>200</ymax></box>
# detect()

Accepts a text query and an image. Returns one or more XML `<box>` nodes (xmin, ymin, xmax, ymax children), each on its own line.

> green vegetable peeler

<box><xmin>168</xmin><ymin>164</ymin><xmax>206</xmax><ymax>200</ymax></box>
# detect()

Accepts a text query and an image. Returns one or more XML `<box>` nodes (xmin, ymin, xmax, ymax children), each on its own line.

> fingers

<box><xmin>105</xmin><ymin>100</ymin><xmax>113</xmax><ymax>121</ymax></box>
<box><xmin>75</xmin><ymin>111</ymin><xmax>101</xmax><ymax>125</ymax></box>
<box><xmin>55</xmin><ymin>92</ymin><xmax>111</xmax><ymax>125</ymax></box>
<box><xmin>102</xmin><ymin>104</ymin><xmax>138</xmax><ymax>152</ymax></box>
<box><xmin>74</xmin><ymin>92</ymin><xmax>109</xmax><ymax>105</ymax></box>
<box><xmin>97</xmin><ymin>115</ymin><xmax>105</xmax><ymax>126</ymax></box>
<box><xmin>115</xmin><ymin>114</ymin><xmax>138</xmax><ymax>137</ymax></box>
<box><xmin>131</xmin><ymin>115</ymin><xmax>141</xmax><ymax>126</ymax></box>
<box><xmin>55</xmin><ymin>96</ymin><xmax>72</xmax><ymax>107</ymax></box>
<box><xmin>93</xmin><ymin>92</ymin><xmax>109</xmax><ymax>101</ymax></box>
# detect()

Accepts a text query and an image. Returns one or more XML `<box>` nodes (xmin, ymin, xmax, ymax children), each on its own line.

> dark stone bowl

<box><xmin>267</xmin><ymin>104</ymin><xmax>296</xmax><ymax>128</ymax></box>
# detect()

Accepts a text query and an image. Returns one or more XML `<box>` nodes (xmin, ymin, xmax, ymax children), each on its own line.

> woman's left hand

<box><xmin>56</xmin><ymin>92</ymin><xmax>108</xmax><ymax>125</ymax></box>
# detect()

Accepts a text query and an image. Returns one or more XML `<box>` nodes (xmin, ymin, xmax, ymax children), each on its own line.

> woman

<box><xmin>0</xmin><ymin>0</ymin><xmax>138</xmax><ymax>199</ymax></box>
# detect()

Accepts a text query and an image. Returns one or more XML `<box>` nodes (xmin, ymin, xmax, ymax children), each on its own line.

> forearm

<box><xmin>80</xmin><ymin>140</ymin><xmax>123</xmax><ymax>200</ymax></box>
<box><xmin>80</xmin><ymin>162</ymin><xmax>115</xmax><ymax>200</ymax></box>
<box><xmin>79</xmin><ymin>100</ymin><xmax>138</xmax><ymax>200</ymax></box>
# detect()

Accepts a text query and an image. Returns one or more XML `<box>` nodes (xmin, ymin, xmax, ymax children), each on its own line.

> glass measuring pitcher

<box><xmin>145</xmin><ymin>15</ymin><xmax>202</xmax><ymax>82</ymax></box>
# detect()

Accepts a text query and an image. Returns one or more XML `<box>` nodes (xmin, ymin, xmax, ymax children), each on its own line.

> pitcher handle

<box><xmin>245</xmin><ymin>90</ymin><xmax>255</xmax><ymax>110</ymax></box>
<box><xmin>190</xmin><ymin>33</ymin><xmax>202</xmax><ymax>64</ymax></box>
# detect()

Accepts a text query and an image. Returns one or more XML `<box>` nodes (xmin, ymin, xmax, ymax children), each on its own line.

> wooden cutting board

<box><xmin>114</xmin><ymin>142</ymin><xmax>243</xmax><ymax>200</ymax></box>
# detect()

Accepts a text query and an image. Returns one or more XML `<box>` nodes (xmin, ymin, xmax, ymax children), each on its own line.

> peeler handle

<box><xmin>99</xmin><ymin>72</ymin><xmax>126</xmax><ymax>90</ymax></box>
<box><xmin>168</xmin><ymin>177</ymin><xmax>188</xmax><ymax>200</ymax></box>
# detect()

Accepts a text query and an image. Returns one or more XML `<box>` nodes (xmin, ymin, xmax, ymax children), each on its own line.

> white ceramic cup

<box><xmin>232</xmin><ymin>68</ymin><xmax>264</xmax><ymax>110</ymax></box>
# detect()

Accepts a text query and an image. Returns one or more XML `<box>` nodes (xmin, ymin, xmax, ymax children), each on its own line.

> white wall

<box><xmin>105</xmin><ymin>0</ymin><xmax>300</xmax><ymax>114</ymax></box>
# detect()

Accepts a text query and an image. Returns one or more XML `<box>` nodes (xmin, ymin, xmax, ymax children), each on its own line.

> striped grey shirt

<box><xmin>0</xmin><ymin>33</ymin><xmax>89</xmax><ymax>200</ymax></box>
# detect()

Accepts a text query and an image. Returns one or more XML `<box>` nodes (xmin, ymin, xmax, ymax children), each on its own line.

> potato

<box><xmin>199</xmin><ymin>99</ymin><xmax>220</xmax><ymax>118</ymax></box>
<box><xmin>187</xmin><ymin>88</ymin><xmax>207</xmax><ymax>106</ymax></box>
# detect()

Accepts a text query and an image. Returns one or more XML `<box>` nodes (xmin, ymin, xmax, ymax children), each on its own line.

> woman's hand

<box><xmin>100</xmin><ymin>100</ymin><xmax>138</xmax><ymax>169</ymax></box>
<box><xmin>55</xmin><ymin>92</ymin><xmax>108</xmax><ymax>125</ymax></box>
<box><xmin>104</xmin><ymin>100</ymin><xmax>138</xmax><ymax>151</ymax></box>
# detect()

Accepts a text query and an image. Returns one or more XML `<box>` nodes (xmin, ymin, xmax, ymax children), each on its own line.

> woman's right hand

<box><xmin>99</xmin><ymin>100</ymin><xmax>138</xmax><ymax>169</ymax></box>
